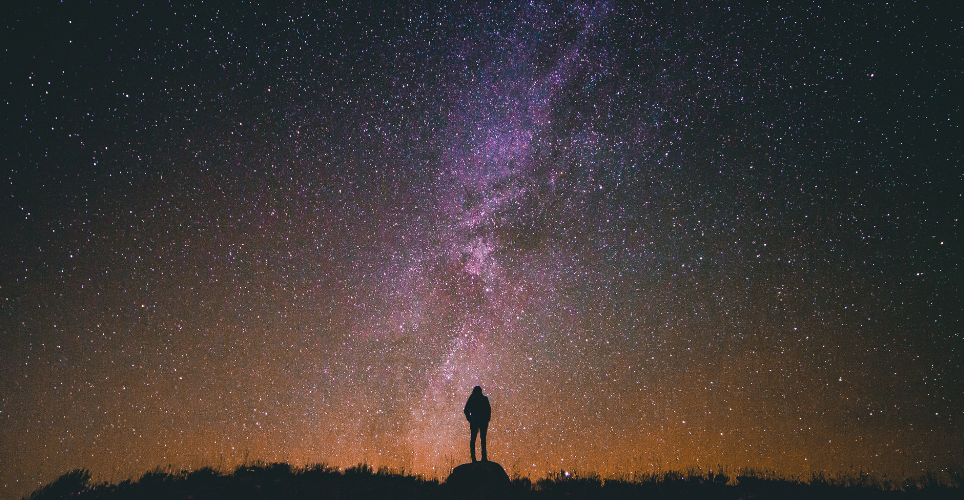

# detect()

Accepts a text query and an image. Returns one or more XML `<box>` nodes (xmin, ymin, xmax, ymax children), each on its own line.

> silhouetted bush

<box><xmin>29</xmin><ymin>469</ymin><xmax>91</xmax><ymax>500</ymax></box>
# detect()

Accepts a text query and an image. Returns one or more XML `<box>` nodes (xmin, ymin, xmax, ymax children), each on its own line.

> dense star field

<box><xmin>1</xmin><ymin>1</ymin><xmax>961</xmax><ymax>498</ymax></box>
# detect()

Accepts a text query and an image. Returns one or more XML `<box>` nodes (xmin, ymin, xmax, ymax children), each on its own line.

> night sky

<box><xmin>1</xmin><ymin>1</ymin><xmax>961</xmax><ymax>498</ymax></box>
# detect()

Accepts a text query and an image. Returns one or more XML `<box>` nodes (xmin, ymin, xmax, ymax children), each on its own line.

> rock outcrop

<box><xmin>443</xmin><ymin>461</ymin><xmax>513</xmax><ymax>499</ymax></box>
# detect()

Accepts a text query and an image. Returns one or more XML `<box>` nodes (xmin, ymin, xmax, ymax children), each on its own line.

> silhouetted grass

<box><xmin>26</xmin><ymin>463</ymin><xmax>964</xmax><ymax>500</ymax></box>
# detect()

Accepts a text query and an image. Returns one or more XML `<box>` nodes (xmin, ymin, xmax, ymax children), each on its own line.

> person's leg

<box><xmin>480</xmin><ymin>424</ymin><xmax>488</xmax><ymax>462</ymax></box>
<box><xmin>470</xmin><ymin>424</ymin><xmax>479</xmax><ymax>462</ymax></box>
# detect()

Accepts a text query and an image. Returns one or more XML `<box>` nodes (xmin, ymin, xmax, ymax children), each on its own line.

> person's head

<box><xmin>472</xmin><ymin>386</ymin><xmax>483</xmax><ymax>395</ymax></box>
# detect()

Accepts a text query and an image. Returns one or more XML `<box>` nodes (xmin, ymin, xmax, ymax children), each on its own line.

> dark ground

<box><xmin>26</xmin><ymin>462</ymin><xmax>964</xmax><ymax>500</ymax></box>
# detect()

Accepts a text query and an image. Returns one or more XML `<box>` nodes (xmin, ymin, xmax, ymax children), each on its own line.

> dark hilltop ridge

<box><xmin>25</xmin><ymin>461</ymin><xmax>964</xmax><ymax>500</ymax></box>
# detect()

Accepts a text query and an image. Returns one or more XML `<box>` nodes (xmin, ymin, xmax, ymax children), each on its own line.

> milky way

<box><xmin>1</xmin><ymin>1</ymin><xmax>961</xmax><ymax>498</ymax></box>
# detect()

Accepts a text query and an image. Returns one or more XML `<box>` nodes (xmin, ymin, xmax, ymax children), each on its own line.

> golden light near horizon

<box><xmin>2</xmin><ymin>2</ymin><xmax>961</xmax><ymax>500</ymax></box>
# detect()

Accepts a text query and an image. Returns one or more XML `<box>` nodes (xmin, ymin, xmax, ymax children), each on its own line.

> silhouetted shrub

<box><xmin>706</xmin><ymin>468</ymin><xmax>728</xmax><ymax>485</ymax></box>
<box><xmin>29</xmin><ymin>469</ymin><xmax>91</xmax><ymax>500</ymax></box>
<box><xmin>948</xmin><ymin>467</ymin><xmax>964</xmax><ymax>489</ymax></box>
<box><xmin>344</xmin><ymin>463</ymin><xmax>375</xmax><ymax>476</ymax></box>
<box><xmin>511</xmin><ymin>476</ymin><xmax>531</xmax><ymax>490</ymax></box>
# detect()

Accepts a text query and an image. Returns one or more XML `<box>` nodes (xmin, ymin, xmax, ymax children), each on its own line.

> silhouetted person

<box><xmin>463</xmin><ymin>386</ymin><xmax>491</xmax><ymax>462</ymax></box>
